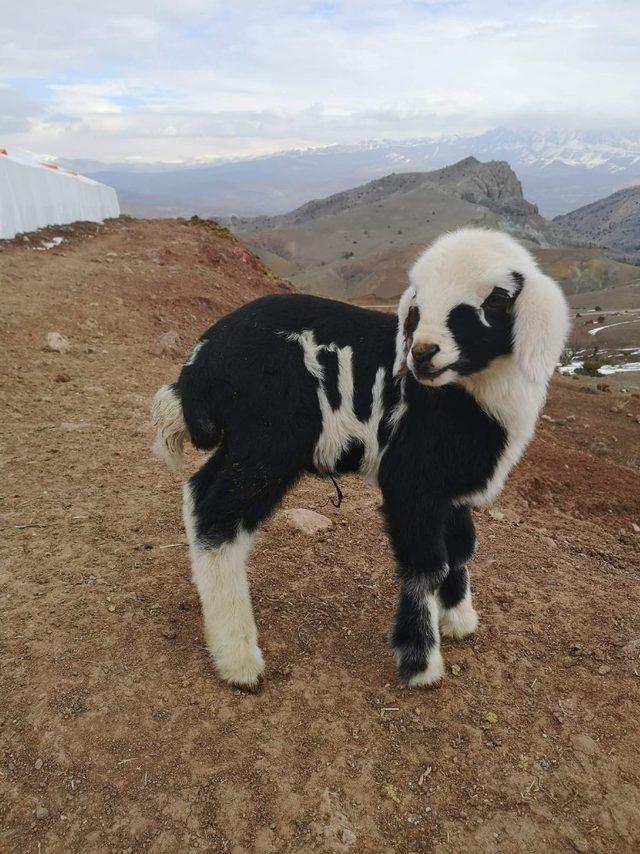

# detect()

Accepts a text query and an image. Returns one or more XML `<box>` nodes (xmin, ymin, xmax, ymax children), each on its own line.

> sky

<box><xmin>1</xmin><ymin>0</ymin><xmax>639</xmax><ymax>163</ymax></box>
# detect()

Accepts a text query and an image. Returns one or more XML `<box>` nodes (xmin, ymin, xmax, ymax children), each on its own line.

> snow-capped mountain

<box><xmin>80</xmin><ymin>128</ymin><xmax>640</xmax><ymax>219</ymax></box>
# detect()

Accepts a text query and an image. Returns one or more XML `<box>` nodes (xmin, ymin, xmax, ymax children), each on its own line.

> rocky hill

<box><xmin>232</xmin><ymin>158</ymin><xmax>639</xmax><ymax>302</ymax></box>
<box><xmin>554</xmin><ymin>185</ymin><xmax>640</xmax><ymax>261</ymax></box>
<box><xmin>234</xmin><ymin>157</ymin><xmax>567</xmax><ymax>242</ymax></box>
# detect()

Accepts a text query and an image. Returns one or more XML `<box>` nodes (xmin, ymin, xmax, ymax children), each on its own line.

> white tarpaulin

<box><xmin>0</xmin><ymin>149</ymin><xmax>120</xmax><ymax>239</ymax></box>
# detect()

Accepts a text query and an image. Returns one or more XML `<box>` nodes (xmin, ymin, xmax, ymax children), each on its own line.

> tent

<box><xmin>0</xmin><ymin>148</ymin><xmax>120</xmax><ymax>239</ymax></box>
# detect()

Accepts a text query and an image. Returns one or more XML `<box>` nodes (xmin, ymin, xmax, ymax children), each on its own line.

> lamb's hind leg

<box><xmin>182</xmin><ymin>479</ymin><xmax>264</xmax><ymax>688</ymax></box>
<box><xmin>438</xmin><ymin>506</ymin><xmax>479</xmax><ymax>640</ymax></box>
<box><xmin>182</xmin><ymin>448</ymin><xmax>295</xmax><ymax>688</ymax></box>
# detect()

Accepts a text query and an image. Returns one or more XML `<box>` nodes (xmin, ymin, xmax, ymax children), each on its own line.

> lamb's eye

<box><xmin>404</xmin><ymin>304</ymin><xmax>420</xmax><ymax>338</ymax></box>
<box><xmin>483</xmin><ymin>289</ymin><xmax>509</xmax><ymax>312</ymax></box>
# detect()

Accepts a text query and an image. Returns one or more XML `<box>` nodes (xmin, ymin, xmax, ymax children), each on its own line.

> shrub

<box><xmin>578</xmin><ymin>356</ymin><xmax>607</xmax><ymax>376</ymax></box>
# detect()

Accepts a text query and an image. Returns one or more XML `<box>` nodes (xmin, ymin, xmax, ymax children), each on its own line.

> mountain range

<box><xmin>71</xmin><ymin>127</ymin><xmax>640</xmax><ymax>220</ymax></box>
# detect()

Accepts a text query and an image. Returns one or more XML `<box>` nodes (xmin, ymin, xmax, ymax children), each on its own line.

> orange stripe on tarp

<box><xmin>0</xmin><ymin>149</ymin><xmax>7</xmax><ymax>156</ymax></box>
<box><xmin>63</xmin><ymin>168</ymin><xmax>78</xmax><ymax>175</ymax></box>
<box><xmin>42</xmin><ymin>162</ymin><xmax>59</xmax><ymax>170</ymax></box>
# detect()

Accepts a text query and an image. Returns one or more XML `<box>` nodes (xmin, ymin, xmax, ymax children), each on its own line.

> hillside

<box><xmin>75</xmin><ymin>127</ymin><xmax>640</xmax><ymax>219</ymax></box>
<box><xmin>2</xmin><ymin>218</ymin><xmax>640</xmax><ymax>852</ymax></box>
<box><xmin>554</xmin><ymin>185</ymin><xmax>640</xmax><ymax>260</ymax></box>
<box><xmin>232</xmin><ymin>158</ymin><xmax>640</xmax><ymax>302</ymax></box>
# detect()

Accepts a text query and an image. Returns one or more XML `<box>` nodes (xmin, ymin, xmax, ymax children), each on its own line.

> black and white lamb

<box><xmin>152</xmin><ymin>227</ymin><xmax>569</xmax><ymax>689</ymax></box>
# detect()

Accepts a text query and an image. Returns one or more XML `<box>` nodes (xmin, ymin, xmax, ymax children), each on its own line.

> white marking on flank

<box><xmin>283</xmin><ymin>329</ymin><xmax>387</xmax><ymax>480</ymax></box>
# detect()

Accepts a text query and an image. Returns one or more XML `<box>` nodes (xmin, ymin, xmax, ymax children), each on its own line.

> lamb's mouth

<box><xmin>413</xmin><ymin>363</ymin><xmax>457</xmax><ymax>381</ymax></box>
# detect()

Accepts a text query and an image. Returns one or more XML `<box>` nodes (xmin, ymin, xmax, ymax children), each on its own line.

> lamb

<box><xmin>151</xmin><ymin>227</ymin><xmax>569</xmax><ymax>689</ymax></box>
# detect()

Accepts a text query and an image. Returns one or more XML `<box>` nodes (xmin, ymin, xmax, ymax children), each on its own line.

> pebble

<box><xmin>34</xmin><ymin>759</ymin><xmax>43</xmax><ymax>770</ymax></box>
<box><xmin>157</xmin><ymin>330</ymin><xmax>181</xmax><ymax>355</ymax></box>
<box><xmin>597</xmin><ymin>665</ymin><xmax>611</xmax><ymax>675</ymax></box>
<box><xmin>622</xmin><ymin>638</ymin><xmax>640</xmax><ymax>655</ymax></box>
<box><xmin>55</xmin><ymin>372</ymin><xmax>71</xmax><ymax>383</ymax></box>
<box><xmin>44</xmin><ymin>331</ymin><xmax>70</xmax><ymax>353</ymax></box>
<box><xmin>35</xmin><ymin>805</ymin><xmax>49</xmax><ymax>820</ymax></box>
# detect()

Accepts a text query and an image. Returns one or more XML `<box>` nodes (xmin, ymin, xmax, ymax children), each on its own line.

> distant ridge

<box><xmin>554</xmin><ymin>185</ymin><xmax>640</xmax><ymax>261</ymax></box>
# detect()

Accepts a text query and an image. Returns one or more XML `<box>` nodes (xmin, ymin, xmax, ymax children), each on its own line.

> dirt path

<box><xmin>1</xmin><ymin>219</ymin><xmax>640</xmax><ymax>853</ymax></box>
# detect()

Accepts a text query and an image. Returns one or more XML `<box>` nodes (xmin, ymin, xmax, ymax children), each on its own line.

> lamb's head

<box><xmin>395</xmin><ymin>228</ymin><xmax>570</xmax><ymax>388</ymax></box>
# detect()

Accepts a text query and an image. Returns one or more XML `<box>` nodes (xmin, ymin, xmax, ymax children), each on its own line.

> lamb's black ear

<box><xmin>512</xmin><ymin>270</ymin><xmax>570</xmax><ymax>384</ymax></box>
<box><xmin>393</xmin><ymin>286</ymin><xmax>418</xmax><ymax>375</ymax></box>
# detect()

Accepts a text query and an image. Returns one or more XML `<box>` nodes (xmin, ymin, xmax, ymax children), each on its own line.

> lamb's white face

<box><xmin>395</xmin><ymin>228</ymin><xmax>570</xmax><ymax>388</ymax></box>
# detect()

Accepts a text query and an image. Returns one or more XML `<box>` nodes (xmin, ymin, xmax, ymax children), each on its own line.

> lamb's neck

<box><xmin>459</xmin><ymin>358</ymin><xmax>549</xmax><ymax>505</ymax></box>
<box><xmin>462</xmin><ymin>358</ymin><xmax>547</xmax><ymax>436</ymax></box>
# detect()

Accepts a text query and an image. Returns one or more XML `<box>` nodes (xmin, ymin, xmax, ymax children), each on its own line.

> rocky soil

<box><xmin>1</xmin><ymin>218</ymin><xmax>640</xmax><ymax>853</ymax></box>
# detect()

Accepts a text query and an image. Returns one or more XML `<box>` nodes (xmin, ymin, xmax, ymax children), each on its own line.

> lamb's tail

<box><xmin>151</xmin><ymin>383</ymin><xmax>189</xmax><ymax>472</ymax></box>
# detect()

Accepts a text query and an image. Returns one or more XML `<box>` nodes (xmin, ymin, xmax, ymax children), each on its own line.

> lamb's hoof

<box><xmin>440</xmin><ymin>601</ymin><xmax>479</xmax><ymax>640</ymax></box>
<box><xmin>394</xmin><ymin>646</ymin><xmax>445</xmax><ymax>688</ymax></box>
<box><xmin>406</xmin><ymin>649</ymin><xmax>445</xmax><ymax>688</ymax></box>
<box><xmin>215</xmin><ymin>645</ymin><xmax>265</xmax><ymax>690</ymax></box>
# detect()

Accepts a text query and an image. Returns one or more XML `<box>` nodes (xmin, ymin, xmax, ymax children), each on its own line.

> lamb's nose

<box><xmin>411</xmin><ymin>343</ymin><xmax>440</xmax><ymax>367</ymax></box>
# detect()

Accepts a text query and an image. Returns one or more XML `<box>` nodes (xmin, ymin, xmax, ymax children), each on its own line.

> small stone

<box><xmin>55</xmin><ymin>372</ymin><xmax>71</xmax><ymax>383</ymax></box>
<box><xmin>281</xmin><ymin>508</ymin><xmax>332</xmax><ymax>536</ymax></box>
<box><xmin>631</xmin><ymin>523</ymin><xmax>640</xmax><ymax>534</ymax></box>
<box><xmin>35</xmin><ymin>805</ymin><xmax>49</xmax><ymax>820</ymax></box>
<box><xmin>380</xmin><ymin>783</ymin><xmax>401</xmax><ymax>804</ymax></box>
<box><xmin>44</xmin><ymin>331</ymin><xmax>70</xmax><ymax>353</ymax></box>
<box><xmin>597</xmin><ymin>665</ymin><xmax>611</xmax><ymax>675</ymax></box>
<box><xmin>488</xmin><ymin>508</ymin><xmax>504</xmax><ymax>521</ymax></box>
<box><xmin>450</xmin><ymin>664</ymin><xmax>461</xmax><ymax>677</ymax></box>
<box><xmin>622</xmin><ymin>638</ymin><xmax>640</xmax><ymax>655</ymax></box>
<box><xmin>483</xmin><ymin>711</ymin><xmax>498</xmax><ymax>724</ymax></box>
<box><xmin>162</xmin><ymin>627</ymin><xmax>177</xmax><ymax>640</ymax></box>
<box><xmin>34</xmin><ymin>759</ymin><xmax>43</xmax><ymax>770</ymax></box>
<box><xmin>157</xmin><ymin>330</ymin><xmax>181</xmax><ymax>355</ymax></box>
<box><xmin>107</xmin><ymin>604</ymin><xmax>116</xmax><ymax>613</ymax></box>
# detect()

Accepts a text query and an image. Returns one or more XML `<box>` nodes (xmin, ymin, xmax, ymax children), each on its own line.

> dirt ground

<box><xmin>1</xmin><ymin>218</ymin><xmax>640</xmax><ymax>854</ymax></box>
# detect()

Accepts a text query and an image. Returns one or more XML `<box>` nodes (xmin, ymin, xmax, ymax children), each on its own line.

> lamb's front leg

<box><xmin>439</xmin><ymin>506</ymin><xmax>479</xmax><ymax>640</ymax></box>
<box><xmin>383</xmin><ymin>496</ymin><xmax>449</xmax><ymax>687</ymax></box>
<box><xmin>391</xmin><ymin>576</ymin><xmax>445</xmax><ymax>686</ymax></box>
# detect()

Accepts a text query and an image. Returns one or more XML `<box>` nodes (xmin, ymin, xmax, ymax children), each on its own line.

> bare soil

<box><xmin>1</xmin><ymin>219</ymin><xmax>640</xmax><ymax>854</ymax></box>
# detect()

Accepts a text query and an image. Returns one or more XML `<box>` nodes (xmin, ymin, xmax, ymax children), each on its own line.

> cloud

<box><xmin>0</xmin><ymin>85</ymin><xmax>43</xmax><ymax>134</ymax></box>
<box><xmin>1</xmin><ymin>1</ymin><xmax>639</xmax><ymax>161</ymax></box>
